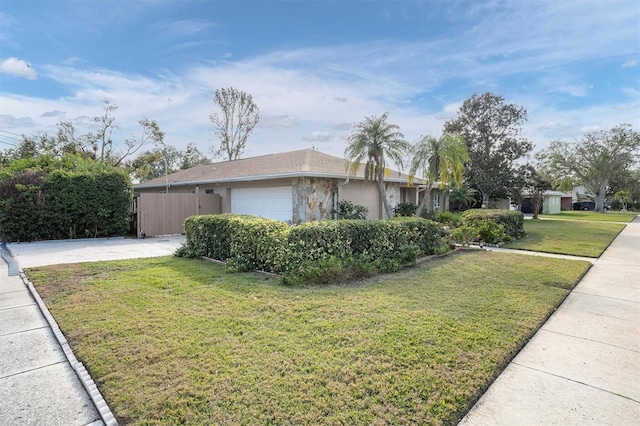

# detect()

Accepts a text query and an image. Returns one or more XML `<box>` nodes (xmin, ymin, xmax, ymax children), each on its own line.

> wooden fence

<box><xmin>136</xmin><ymin>192</ymin><xmax>221</xmax><ymax>237</ymax></box>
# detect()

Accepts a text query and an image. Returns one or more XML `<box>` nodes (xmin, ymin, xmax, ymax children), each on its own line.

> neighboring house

<box><xmin>134</xmin><ymin>148</ymin><xmax>432</xmax><ymax>234</ymax></box>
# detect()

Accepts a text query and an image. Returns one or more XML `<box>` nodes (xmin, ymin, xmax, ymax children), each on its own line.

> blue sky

<box><xmin>1</xmin><ymin>0</ymin><xmax>638</xmax><ymax>161</ymax></box>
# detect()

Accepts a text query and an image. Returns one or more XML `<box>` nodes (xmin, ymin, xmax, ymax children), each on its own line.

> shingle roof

<box><xmin>135</xmin><ymin>148</ymin><xmax>414</xmax><ymax>188</ymax></box>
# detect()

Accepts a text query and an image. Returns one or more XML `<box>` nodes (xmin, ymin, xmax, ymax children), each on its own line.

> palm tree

<box><xmin>409</xmin><ymin>132</ymin><xmax>469</xmax><ymax>217</ymax></box>
<box><xmin>344</xmin><ymin>112</ymin><xmax>410</xmax><ymax>218</ymax></box>
<box><xmin>449</xmin><ymin>183</ymin><xmax>478</xmax><ymax>212</ymax></box>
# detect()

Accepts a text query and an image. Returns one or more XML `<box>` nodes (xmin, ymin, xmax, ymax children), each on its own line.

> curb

<box><xmin>0</xmin><ymin>241</ymin><xmax>20</xmax><ymax>276</ymax></box>
<box><xmin>19</xmin><ymin>270</ymin><xmax>119</xmax><ymax>426</ymax></box>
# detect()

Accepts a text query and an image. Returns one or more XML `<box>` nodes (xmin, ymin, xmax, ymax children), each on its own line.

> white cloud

<box><xmin>41</xmin><ymin>110</ymin><xmax>65</xmax><ymax>118</ymax></box>
<box><xmin>0</xmin><ymin>113</ymin><xmax>37</xmax><ymax>128</ymax></box>
<box><xmin>152</xmin><ymin>19</ymin><xmax>218</xmax><ymax>38</ymax></box>
<box><xmin>261</xmin><ymin>115</ymin><xmax>298</xmax><ymax>129</ymax></box>
<box><xmin>0</xmin><ymin>57</ymin><xmax>37</xmax><ymax>79</ymax></box>
<box><xmin>580</xmin><ymin>125</ymin><xmax>601</xmax><ymax>133</ymax></box>
<box><xmin>302</xmin><ymin>130</ymin><xmax>334</xmax><ymax>143</ymax></box>
<box><xmin>622</xmin><ymin>58</ymin><xmax>638</xmax><ymax>68</ymax></box>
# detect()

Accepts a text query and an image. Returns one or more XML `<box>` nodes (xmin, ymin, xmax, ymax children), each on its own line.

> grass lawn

<box><xmin>504</xmin><ymin>220</ymin><xmax>625</xmax><ymax>257</ymax></box>
<box><xmin>28</xmin><ymin>252</ymin><xmax>590</xmax><ymax>425</ymax></box>
<box><xmin>540</xmin><ymin>211</ymin><xmax>637</xmax><ymax>223</ymax></box>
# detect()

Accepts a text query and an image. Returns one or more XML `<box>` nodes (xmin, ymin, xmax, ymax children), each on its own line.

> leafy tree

<box><xmin>409</xmin><ymin>132</ymin><xmax>469</xmax><ymax>217</ymax></box>
<box><xmin>209</xmin><ymin>87</ymin><xmax>260</xmax><ymax>161</ymax></box>
<box><xmin>180</xmin><ymin>142</ymin><xmax>210</xmax><ymax>169</ymax></box>
<box><xmin>538</xmin><ymin>124</ymin><xmax>639</xmax><ymax>212</ymax></box>
<box><xmin>445</xmin><ymin>92</ymin><xmax>533</xmax><ymax>208</ymax></box>
<box><xmin>521</xmin><ymin>165</ymin><xmax>553</xmax><ymax>219</ymax></box>
<box><xmin>128</xmin><ymin>143</ymin><xmax>209</xmax><ymax>182</ymax></box>
<box><xmin>344</xmin><ymin>112</ymin><xmax>411</xmax><ymax>218</ymax></box>
<box><xmin>8</xmin><ymin>101</ymin><xmax>163</xmax><ymax>167</ymax></box>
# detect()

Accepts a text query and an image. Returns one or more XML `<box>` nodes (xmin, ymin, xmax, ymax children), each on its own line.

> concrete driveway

<box><xmin>6</xmin><ymin>235</ymin><xmax>184</xmax><ymax>269</ymax></box>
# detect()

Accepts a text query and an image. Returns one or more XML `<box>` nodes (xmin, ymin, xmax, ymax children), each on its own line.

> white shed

<box><xmin>542</xmin><ymin>191</ymin><xmax>563</xmax><ymax>214</ymax></box>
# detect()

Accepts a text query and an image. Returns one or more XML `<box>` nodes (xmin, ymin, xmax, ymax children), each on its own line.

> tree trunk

<box><xmin>415</xmin><ymin>189</ymin><xmax>431</xmax><ymax>217</ymax></box>
<box><xmin>532</xmin><ymin>192</ymin><xmax>542</xmax><ymax>219</ymax></box>
<box><xmin>595</xmin><ymin>181</ymin><xmax>607</xmax><ymax>212</ymax></box>
<box><xmin>481</xmin><ymin>190</ymin><xmax>489</xmax><ymax>208</ymax></box>
<box><xmin>379</xmin><ymin>179</ymin><xmax>393</xmax><ymax>218</ymax></box>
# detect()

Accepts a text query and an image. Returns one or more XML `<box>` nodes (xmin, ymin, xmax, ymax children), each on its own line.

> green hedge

<box><xmin>178</xmin><ymin>215</ymin><xmax>450</xmax><ymax>281</ymax></box>
<box><xmin>0</xmin><ymin>168</ymin><xmax>132</xmax><ymax>242</ymax></box>
<box><xmin>179</xmin><ymin>214</ymin><xmax>289</xmax><ymax>272</ymax></box>
<box><xmin>459</xmin><ymin>209</ymin><xmax>526</xmax><ymax>243</ymax></box>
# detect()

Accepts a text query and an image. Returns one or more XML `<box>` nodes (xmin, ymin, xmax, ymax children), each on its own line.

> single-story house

<box><xmin>133</xmin><ymin>148</ymin><xmax>444</xmax><ymax>234</ymax></box>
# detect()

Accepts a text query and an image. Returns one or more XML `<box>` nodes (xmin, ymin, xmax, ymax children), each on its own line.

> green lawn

<box><xmin>504</xmin><ymin>219</ymin><xmax>625</xmax><ymax>257</ymax></box>
<box><xmin>28</xmin><ymin>253</ymin><xmax>590</xmax><ymax>425</ymax></box>
<box><xmin>540</xmin><ymin>211</ymin><xmax>637</xmax><ymax>223</ymax></box>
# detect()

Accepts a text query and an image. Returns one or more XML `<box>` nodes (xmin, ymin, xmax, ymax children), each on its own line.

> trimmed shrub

<box><xmin>179</xmin><ymin>214</ymin><xmax>450</xmax><ymax>283</ymax></box>
<box><xmin>393</xmin><ymin>202</ymin><xmax>418</xmax><ymax>217</ymax></box>
<box><xmin>337</xmin><ymin>200</ymin><xmax>368</xmax><ymax>220</ymax></box>
<box><xmin>0</xmin><ymin>168</ymin><xmax>131</xmax><ymax>242</ymax></box>
<box><xmin>180</xmin><ymin>214</ymin><xmax>289</xmax><ymax>273</ymax></box>
<box><xmin>459</xmin><ymin>209</ymin><xmax>526</xmax><ymax>242</ymax></box>
<box><xmin>431</xmin><ymin>211</ymin><xmax>462</xmax><ymax>227</ymax></box>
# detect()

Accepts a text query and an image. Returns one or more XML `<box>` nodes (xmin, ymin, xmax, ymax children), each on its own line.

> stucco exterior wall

<box><xmin>339</xmin><ymin>180</ymin><xmax>380</xmax><ymax>219</ymax></box>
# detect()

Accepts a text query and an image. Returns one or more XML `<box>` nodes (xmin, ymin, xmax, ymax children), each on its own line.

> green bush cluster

<box><xmin>337</xmin><ymin>200</ymin><xmax>368</xmax><ymax>219</ymax></box>
<box><xmin>393</xmin><ymin>202</ymin><xmax>418</xmax><ymax>217</ymax></box>
<box><xmin>457</xmin><ymin>209</ymin><xmax>525</xmax><ymax>244</ymax></box>
<box><xmin>176</xmin><ymin>214</ymin><xmax>289</xmax><ymax>272</ymax></box>
<box><xmin>0</xmin><ymin>168</ymin><xmax>132</xmax><ymax>242</ymax></box>
<box><xmin>177</xmin><ymin>214</ymin><xmax>450</xmax><ymax>285</ymax></box>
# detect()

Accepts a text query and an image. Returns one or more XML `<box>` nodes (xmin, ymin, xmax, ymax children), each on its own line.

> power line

<box><xmin>0</xmin><ymin>129</ymin><xmax>24</xmax><ymax>138</ymax></box>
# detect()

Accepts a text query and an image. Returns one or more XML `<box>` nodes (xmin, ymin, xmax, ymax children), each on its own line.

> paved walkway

<box><xmin>460</xmin><ymin>218</ymin><xmax>640</xmax><ymax>425</ymax></box>
<box><xmin>0</xmin><ymin>236</ymin><xmax>183</xmax><ymax>425</ymax></box>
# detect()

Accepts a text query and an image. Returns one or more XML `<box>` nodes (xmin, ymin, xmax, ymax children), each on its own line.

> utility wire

<box><xmin>0</xmin><ymin>129</ymin><xmax>24</xmax><ymax>138</ymax></box>
<box><xmin>0</xmin><ymin>137</ymin><xmax>17</xmax><ymax>146</ymax></box>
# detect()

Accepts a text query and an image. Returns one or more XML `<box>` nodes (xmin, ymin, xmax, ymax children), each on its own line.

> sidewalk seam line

<box><xmin>538</xmin><ymin>328</ymin><xmax>640</xmax><ymax>353</ymax></box>
<box><xmin>0</xmin><ymin>325</ymin><xmax>49</xmax><ymax>338</ymax></box>
<box><xmin>0</xmin><ymin>360</ymin><xmax>67</xmax><ymax>380</ymax></box>
<box><xmin>512</xmin><ymin>362</ymin><xmax>640</xmax><ymax>404</ymax></box>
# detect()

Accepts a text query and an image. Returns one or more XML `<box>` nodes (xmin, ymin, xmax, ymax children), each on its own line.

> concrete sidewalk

<box><xmin>0</xmin><ymin>236</ymin><xmax>183</xmax><ymax>425</ymax></box>
<box><xmin>0</xmin><ymin>256</ymin><xmax>105</xmax><ymax>425</ymax></box>
<box><xmin>460</xmin><ymin>219</ymin><xmax>640</xmax><ymax>425</ymax></box>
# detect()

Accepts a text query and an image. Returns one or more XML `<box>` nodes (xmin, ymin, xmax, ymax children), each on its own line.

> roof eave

<box><xmin>134</xmin><ymin>171</ymin><xmax>416</xmax><ymax>189</ymax></box>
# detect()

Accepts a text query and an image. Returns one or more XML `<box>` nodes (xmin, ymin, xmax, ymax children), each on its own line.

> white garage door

<box><xmin>231</xmin><ymin>186</ymin><xmax>293</xmax><ymax>222</ymax></box>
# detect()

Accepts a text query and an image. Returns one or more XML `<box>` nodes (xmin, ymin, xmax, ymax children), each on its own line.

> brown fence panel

<box><xmin>138</xmin><ymin>193</ymin><xmax>221</xmax><ymax>236</ymax></box>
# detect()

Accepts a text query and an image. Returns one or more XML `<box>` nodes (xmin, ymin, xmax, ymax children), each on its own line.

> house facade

<box><xmin>134</xmin><ymin>149</ymin><xmax>431</xmax><ymax>233</ymax></box>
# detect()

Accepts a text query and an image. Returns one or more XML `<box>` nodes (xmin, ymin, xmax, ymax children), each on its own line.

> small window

<box><xmin>205</xmin><ymin>189</ymin><xmax>215</xmax><ymax>194</ymax></box>
<box><xmin>189</xmin><ymin>189</ymin><xmax>197</xmax><ymax>194</ymax></box>
<box><xmin>433</xmin><ymin>192</ymin><xmax>441</xmax><ymax>209</ymax></box>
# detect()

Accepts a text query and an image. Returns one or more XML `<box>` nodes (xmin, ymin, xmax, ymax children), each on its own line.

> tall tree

<box><xmin>36</xmin><ymin>101</ymin><xmax>162</xmax><ymax>167</ymax></box>
<box><xmin>209</xmin><ymin>87</ymin><xmax>260</xmax><ymax>161</ymax></box>
<box><xmin>128</xmin><ymin>143</ymin><xmax>210</xmax><ymax>182</ymax></box>
<box><xmin>409</xmin><ymin>132</ymin><xmax>469</xmax><ymax>217</ymax></box>
<box><xmin>538</xmin><ymin>124</ymin><xmax>640</xmax><ymax>212</ymax></box>
<box><xmin>344</xmin><ymin>112</ymin><xmax>410</xmax><ymax>218</ymax></box>
<box><xmin>445</xmin><ymin>92</ymin><xmax>533</xmax><ymax>207</ymax></box>
<box><xmin>180</xmin><ymin>142</ymin><xmax>210</xmax><ymax>169</ymax></box>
